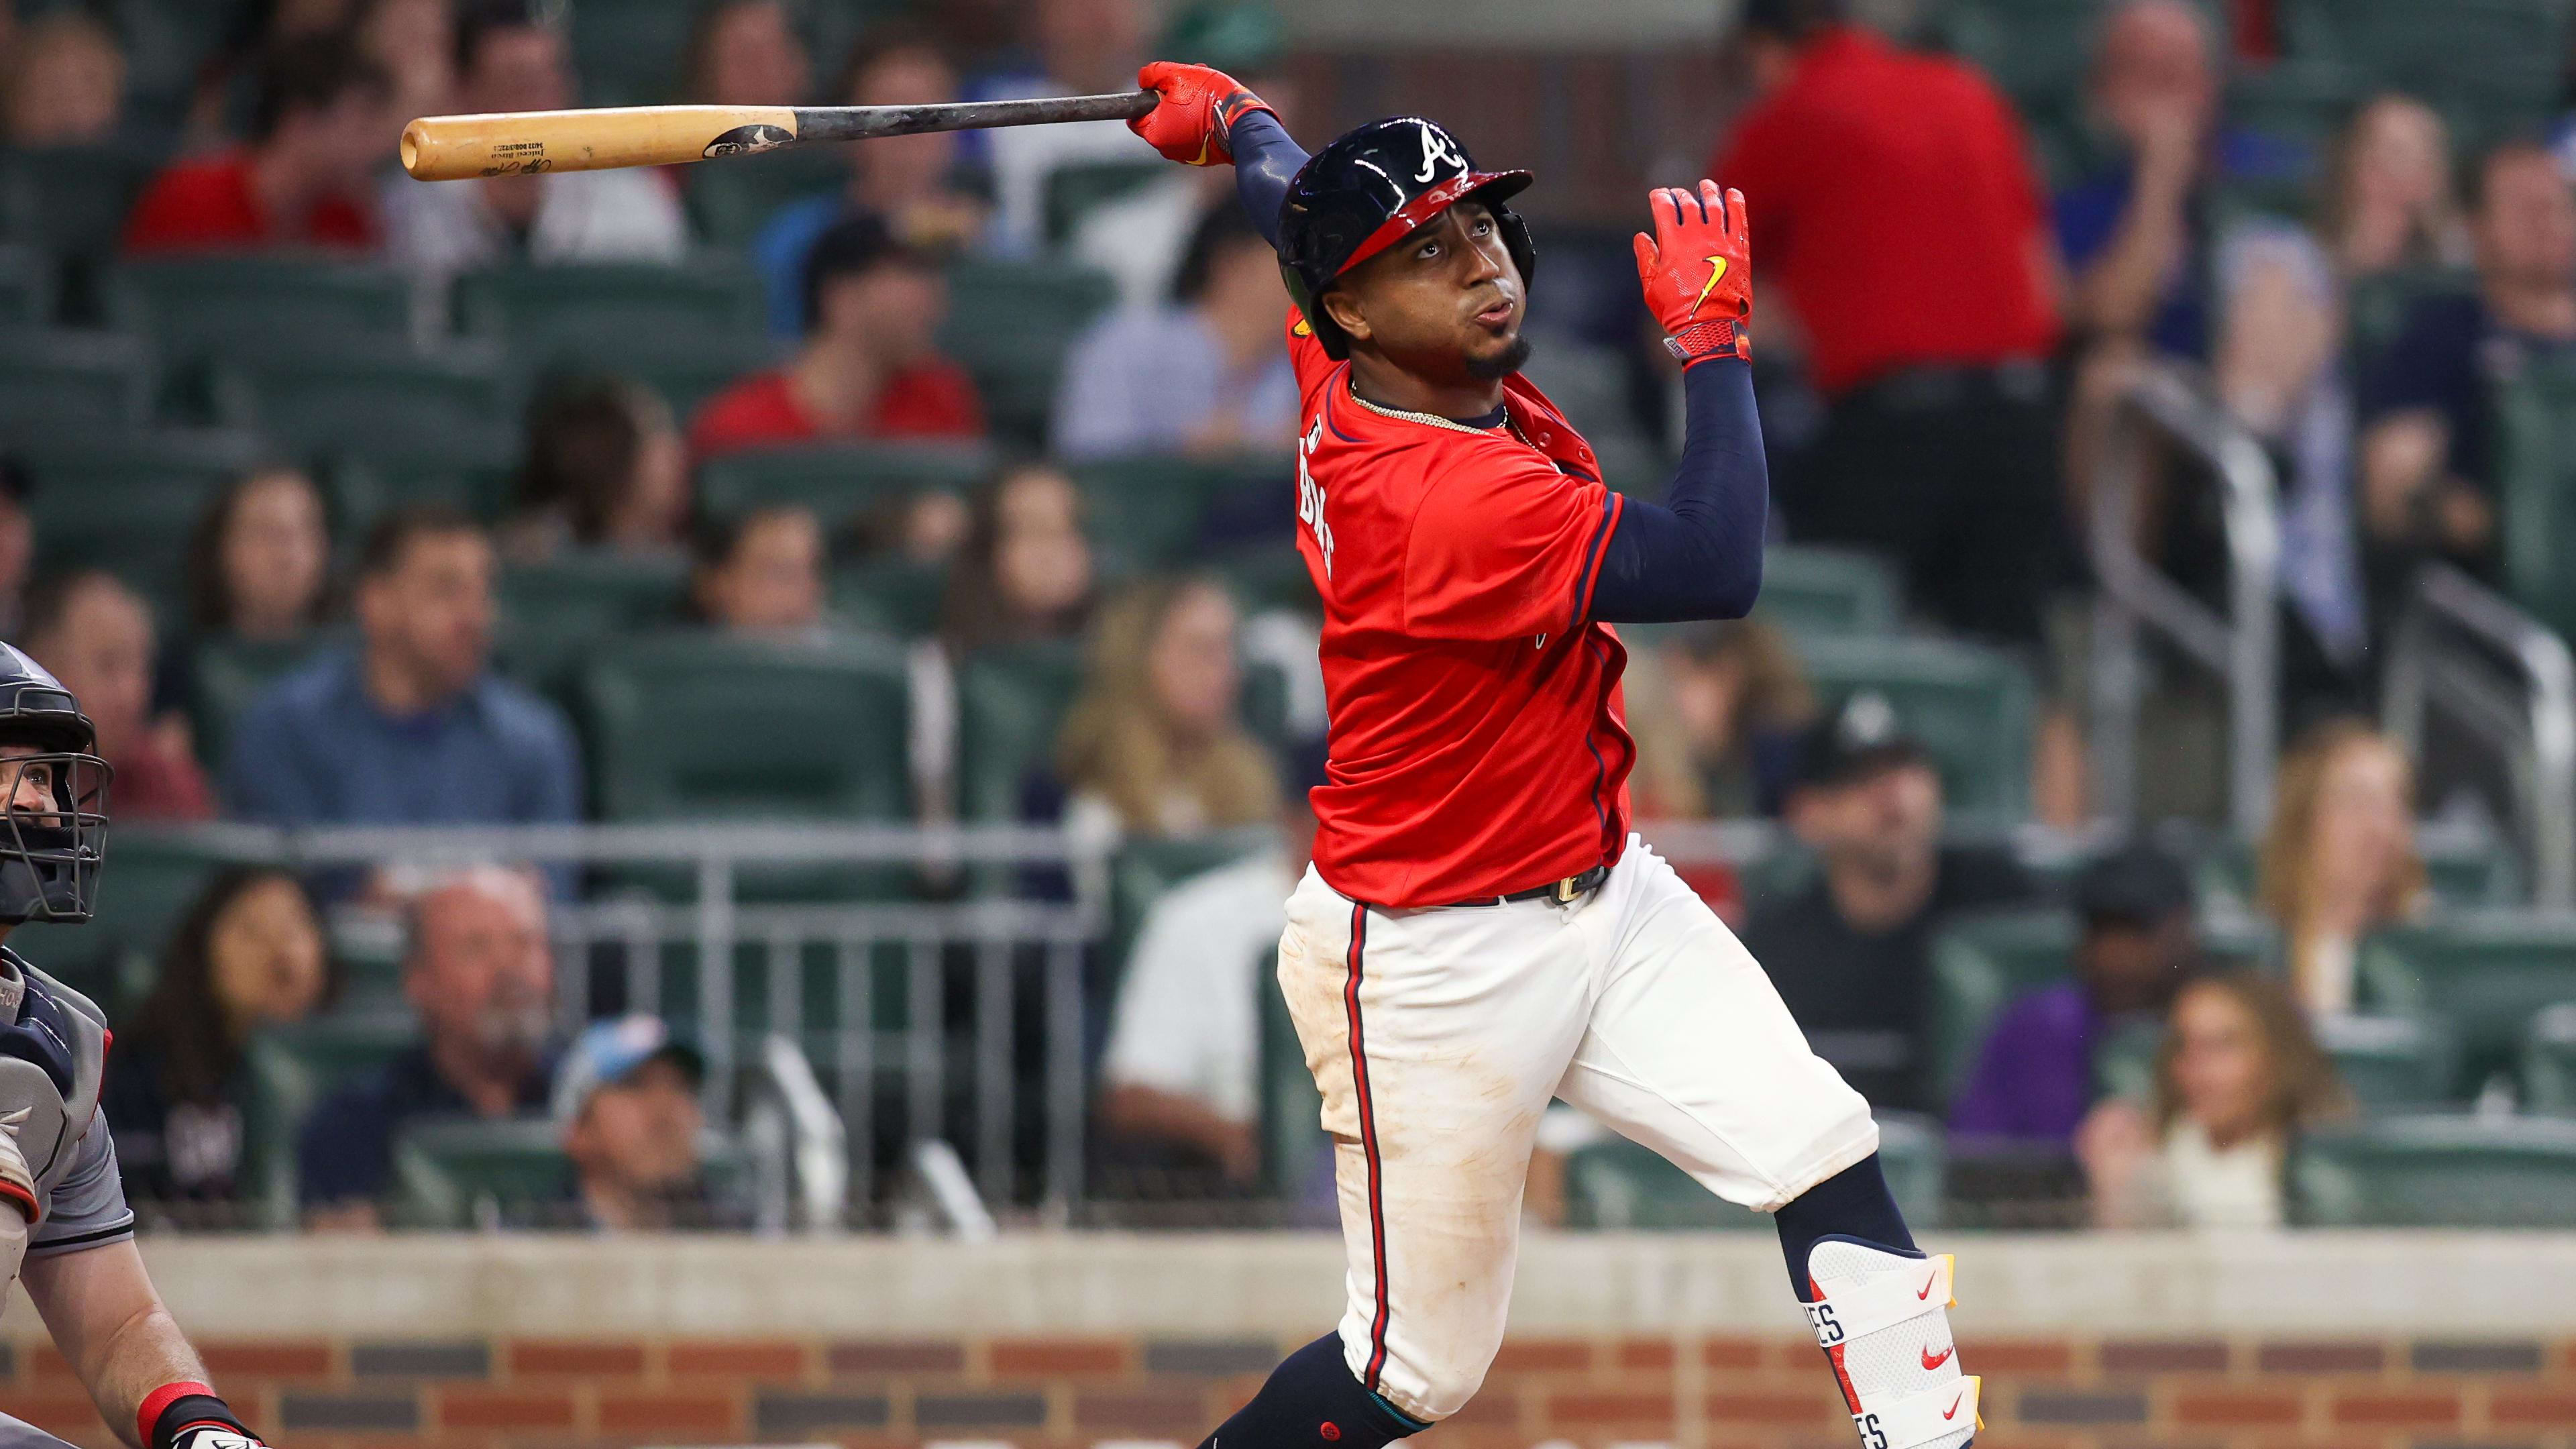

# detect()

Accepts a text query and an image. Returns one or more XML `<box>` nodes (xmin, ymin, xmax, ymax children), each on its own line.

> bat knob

<box><xmin>399</xmin><ymin>119</ymin><xmax>428</xmax><ymax>178</ymax></box>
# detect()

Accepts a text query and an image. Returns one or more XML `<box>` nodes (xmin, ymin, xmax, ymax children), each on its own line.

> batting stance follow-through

<box><xmin>1122</xmin><ymin>63</ymin><xmax>1981</xmax><ymax>1449</ymax></box>
<box><xmin>0</xmin><ymin>645</ymin><xmax>268</xmax><ymax>1449</ymax></box>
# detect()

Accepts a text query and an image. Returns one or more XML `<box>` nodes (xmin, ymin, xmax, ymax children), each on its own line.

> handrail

<box><xmin>2381</xmin><ymin>563</ymin><xmax>2576</xmax><ymax>908</ymax></box>
<box><xmin>2088</xmin><ymin>364</ymin><xmax>2282</xmax><ymax>839</ymax></box>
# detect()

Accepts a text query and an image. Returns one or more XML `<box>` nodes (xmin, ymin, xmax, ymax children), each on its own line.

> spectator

<box><xmin>360</xmin><ymin>0</ymin><xmax>459</xmax><ymax>135</ymax></box>
<box><xmin>938</xmin><ymin>462</ymin><xmax>1096</xmax><ymax>653</ymax></box>
<box><xmin>553</xmin><ymin>1015</ymin><xmax>737</xmax><ymax>1230</ymax></box>
<box><xmin>2357</xmin><ymin>142</ymin><xmax>2576</xmax><ymax>601</ymax></box>
<box><xmin>750</xmin><ymin>24</ymin><xmax>988</xmax><ymax>336</ymax></box>
<box><xmin>21</xmin><ymin>572</ymin><xmax>214</xmax><ymax>822</ymax></box>
<box><xmin>1950</xmin><ymin>840</ymin><xmax>2200</xmax><ymax>1145</ymax></box>
<box><xmin>503</xmin><ymin>377</ymin><xmax>693</xmax><ymax>561</ymax></box>
<box><xmin>964</xmin><ymin>0</ymin><xmax>1157</xmax><ymax>255</ymax></box>
<box><xmin>687</xmin><ymin>0</ymin><xmax>810</xmax><ymax>105</ymax></box>
<box><xmin>1051</xmin><ymin>203</ymin><xmax>1297</xmax><ymax>458</ymax></box>
<box><xmin>1050</xmin><ymin>575</ymin><xmax>1277</xmax><ymax>837</ymax></box>
<box><xmin>0</xmin><ymin>458</ymin><xmax>36</xmax><ymax>639</ymax></box>
<box><xmin>1713</xmin><ymin>0</ymin><xmax>2062</xmax><ymax>645</ymax></box>
<box><xmin>691</xmin><ymin>505</ymin><xmax>827</xmax><ymax>634</ymax></box>
<box><xmin>300</xmin><ymin>867</ymin><xmax>557</xmax><ymax>1229</ymax></box>
<box><xmin>2</xmin><ymin>9</ymin><xmax>126</xmax><ymax>147</ymax></box>
<box><xmin>1737</xmin><ymin>692</ymin><xmax>2040</xmax><ymax>1111</ymax></box>
<box><xmin>104</xmin><ymin>867</ymin><xmax>334</xmax><ymax>1219</ymax></box>
<box><xmin>121</xmin><ymin>32</ymin><xmax>390</xmax><ymax>254</ymax></box>
<box><xmin>1621</xmin><ymin>618</ymin><xmax>1813</xmax><ymax>820</ymax></box>
<box><xmin>381</xmin><ymin>0</ymin><xmax>690</xmax><ymax>279</ymax></box>
<box><xmin>691</xmin><ymin>213</ymin><xmax>983</xmax><ymax>458</ymax></box>
<box><xmin>2257</xmin><ymin>718</ymin><xmax>2424</xmax><ymax>1016</ymax></box>
<box><xmin>223</xmin><ymin>507</ymin><xmax>583</xmax><ymax>839</ymax></box>
<box><xmin>184</xmin><ymin>467</ymin><xmax>335</xmax><ymax>641</ymax></box>
<box><xmin>2076</xmin><ymin>971</ymin><xmax>2349</xmax><ymax>1228</ymax></box>
<box><xmin>2326</xmin><ymin>95</ymin><xmax>2469</xmax><ymax>280</ymax></box>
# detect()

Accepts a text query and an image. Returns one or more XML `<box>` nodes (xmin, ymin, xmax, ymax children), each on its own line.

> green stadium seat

<box><xmin>11</xmin><ymin>429</ymin><xmax>262</xmax><ymax>614</ymax></box>
<box><xmin>1258</xmin><ymin>936</ymin><xmax>1327</xmax><ymax>1199</ymax></box>
<box><xmin>580</xmin><ymin>631</ymin><xmax>912</xmax><ymax>821</ymax></box>
<box><xmin>2292</xmin><ymin>1114</ymin><xmax>2576</xmax><ymax>1227</ymax></box>
<box><xmin>388</xmin><ymin>1118</ymin><xmax>577</xmax><ymax>1229</ymax></box>
<box><xmin>953</xmin><ymin>640</ymin><xmax>1086</xmax><ymax>823</ymax></box>
<box><xmin>617</xmin><ymin>333</ymin><xmax>790</xmax><ymax>421</ymax></box>
<box><xmin>323</xmin><ymin>443</ymin><xmax>519</xmax><ymax>535</ymax></box>
<box><xmin>1562</xmin><ymin>1112</ymin><xmax>1944</xmax><ymax>1230</ymax></box>
<box><xmin>567</xmin><ymin>0</ymin><xmax>700</xmax><ymax>105</ymax></box>
<box><xmin>2316</xmin><ymin>1014</ymin><xmax>2457</xmax><ymax>1113</ymax></box>
<box><xmin>213</xmin><ymin>343</ymin><xmax>513</xmax><ymax>463</ymax></box>
<box><xmin>2356</xmin><ymin>914</ymin><xmax>2576</xmax><ymax>1095</ymax></box>
<box><xmin>455</xmin><ymin>261</ymin><xmax>769</xmax><ymax>360</ymax></box>
<box><xmin>186</xmin><ymin>631</ymin><xmax>343</xmax><ymax>774</ymax></box>
<box><xmin>1067</xmin><ymin>452</ymin><xmax>1294</xmax><ymax>577</ymax></box>
<box><xmin>2282</xmin><ymin>0</ymin><xmax>2570</xmax><ymax>153</ymax></box>
<box><xmin>685</xmin><ymin>148</ymin><xmax>850</xmax><ymax>248</ymax></box>
<box><xmin>938</xmin><ymin>257</ymin><xmax>1117</xmax><ymax>445</ymax></box>
<box><xmin>0</xmin><ymin>327</ymin><xmax>150</xmax><ymax>430</ymax></box>
<box><xmin>496</xmin><ymin>551</ymin><xmax>690</xmax><ymax>692</ymax></box>
<box><xmin>696</xmin><ymin>439</ymin><xmax>997</xmax><ymax>523</ymax></box>
<box><xmin>832</xmin><ymin>557</ymin><xmax>946</xmax><ymax>637</ymax></box>
<box><xmin>1044</xmin><ymin>160</ymin><xmax>1169</xmax><ymax>244</ymax></box>
<box><xmin>0</xmin><ymin>244</ymin><xmax>51</xmax><ymax>325</ymax></box>
<box><xmin>0</xmin><ymin>144</ymin><xmax>162</xmax><ymax>258</ymax></box>
<box><xmin>1754</xmin><ymin>544</ymin><xmax>1900</xmax><ymax>639</ymax></box>
<box><xmin>1798</xmin><ymin>634</ymin><xmax>2036</xmax><ymax>825</ymax></box>
<box><xmin>1211</xmin><ymin>542</ymin><xmax>1316</xmax><ymax>614</ymax></box>
<box><xmin>2523</xmin><ymin>1002</ymin><xmax>2576</xmax><ymax>1114</ymax></box>
<box><xmin>8</xmin><ymin>829</ymin><xmax>275</xmax><ymax>1018</ymax></box>
<box><xmin>1108</xmin><ymin>831</ymin><xmax>1274</xmax><ymax>998</ymax></box>
<box><xmin>111</xmin><ymin>257</ymin><xmax>415</xmax><ymax>363</ymax></box>
<box><xmin>240</xmin><ymin>1014</ymin><xmax>417</xmax><ymax>1227</ymax></box>
<box><xmin>2197</xmin><ymin>824</ymin><xmax>2523</xmax><ymax>912</ymax></box>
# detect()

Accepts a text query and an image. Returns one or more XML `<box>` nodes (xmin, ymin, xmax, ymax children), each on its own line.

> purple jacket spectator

<box><xmin>1948</xmin><ymin>982</ymin><xmax>2101</xmax><ymax>1142</ymax></box>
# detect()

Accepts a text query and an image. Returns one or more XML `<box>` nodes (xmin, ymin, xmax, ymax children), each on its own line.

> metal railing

<box><xmin>2382</xmin><ymin>564</ymin><xmax>2576</xmax><ymax>909</ymax></box>
<box><xmin>2087</xmin><ymin>364</ymin><xmax>2282</xmax><ymax>839</ymax></box>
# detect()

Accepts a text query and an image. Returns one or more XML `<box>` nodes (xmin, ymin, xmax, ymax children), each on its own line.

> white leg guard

<box><xmin>1801</xmin><ymin>1237</ymin><xmax>1979</xmax><ymax>1449</ymax></box>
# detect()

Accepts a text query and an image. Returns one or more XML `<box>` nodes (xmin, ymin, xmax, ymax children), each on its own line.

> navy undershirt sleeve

<box><xmin>1589</xmin><ymin>357</ymin><xmax>1769</xmax><ymax>623</ymax></box>
<box><xmin>1226</xmin><ymin>110</ymin><xmax>1307</xmax><ymax>252</ymax></box>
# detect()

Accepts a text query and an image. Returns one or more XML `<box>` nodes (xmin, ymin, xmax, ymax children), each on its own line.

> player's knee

<box><xmin>1398</xmin><ymin>1341</ymin><xmax>1499</xmax><ymax>1424</ymax></box>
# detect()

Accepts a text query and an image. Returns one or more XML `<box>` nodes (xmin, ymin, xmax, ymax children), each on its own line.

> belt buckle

<box><xmin>1555</xmin><ymin>875</ymin><xmax>1579</xmax><ymax>904</ymax></box>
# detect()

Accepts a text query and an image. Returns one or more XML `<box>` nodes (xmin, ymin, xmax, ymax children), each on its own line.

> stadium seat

<box><xmin>496</xmin><ymin>551</ymin><xmax>691</xmax><ymax>693</ymax></box>
<box><xmin>952</xmin><ymin>640</ymin><xmax>1087</xmax><ymax>823</ymax></box>
<box><xmin>212</xmin><ymin>342</ymin><xmax>514</xmax><ymax>463</ymax></box>
<box><xmin>567</xmin><ymin>0</ymin><xmax>700</xmax><ymax>105</ymax></box>
<box><xmin>2197</xmin><ymin>824</ymin><xmax>2524</xmax><ymax>912</ymax></box>
<box><xmin>0</xmin><ymin>327</ymin><xmax>151</xmax><ymax>431</ymax></box>
<box><xmin>2356</xmin><ymin>914</ymin><xmax>2576</xmax><ymax>1095</ymax></box>
<box><xmin>1257</xmin><ymin>939</ymin><xmax>1326</xmax><ymax>1200</ymax></box>
<box><xmin>2491</xmin><ymin>353</ymin><xmax>2576</xmax><ymax>641</ymax></box>
<box><xmin>2524</xmin><ymin>1003</ymin><xmax>2576</xmax><ymax>1114</ymax></box>
<box><xmin>0</xmin><ymin>244</ymin><xmax>51</xmax><ymax>325</ymax></box>
<box><xmin>110</xmin><ymin>257</ymin><xmax>415</xmax><ymax>364</ymax></box>
<box><xmin>12</xmin><ymin>428</ymin><xmax>262</xmax><ymax>614</ymax></box>
<box><xmin>2292</xmin><ymin>1114</ymin><xmax>2576</xmax><ymax>1228</ymax></box>
<box><xmin>937</xmin><ymin>257</ymin><xmax>1117</xmax><ymax>445</ymax></box>
<box><xmin>455</xmin><ymin>261</ymin><xmax>769</xmax><ymax>361</ymax></box>
<box><xmin>323</xmin><ymin>442</ymin><xmax>520</xmax><ymax>536</ymax></box>
<box><xmin>1797</xmin><ymin>634</ymin><xmax>2036</xmax><ymax>825</ymax></box>
<box><xmin>832</xmin><ymin>558</ymin><xmax>947</xmax><ymax>638</ymax></box>
<box><xmin>388</xmin><ymin>1118</ymin><xmax>578</xmax><ymax>1230</ymax></box>
<box><xmin>1562</xmin><ymin>1112</ymin><xmax>1944</xmax><ymax>1230</ymax></box>
<box><xmin>1108</xmin><ymin>831</ymin><xmax>1274</xmax><ymax>998</ymax></box>
<box><xmin>2316</xmin><ymin>1014</ymin><xmax>2457</xmax><ymax>1112</ymax></box>
<box><xmin>1044</xmin><ymin>160</ymin><xmax>1169</xmax><ymax>244</ymax></box>
<box><xmin>684</xmin><ymin>148</ymin><xmax>849</xmax><ymax>249</ymax></box>
<box><xmin>239</xmin><ymin>1015</ymin><xmax>417</xmax><ymax>1228</ymax></box>
<box><xmin>696</xmin><ymin>439</ymin><xmax>997</xmax><ymax>523</ymax></box>
<box><xmin>616</xmin><ymin>333</ymin><xmax>792</xmax><ymax>421</ymax></box>
<box><xmin>0</xmin><ymin>143</ymin><xmax>163</xmax><ymax>260</ymax></box>
<box><xmin>580</xmin><ymin>631</ymin><xmax>912</xmax><ymax>820</ymax></box>
<box><xmin>1067</xmin><ymin>452</ymin><xmax>1294</xmax><ymax>578</ymax></box>
<box><xmin>8</xmin><ymin>829</ymin><xmax>272</xmax><ymax>1019</ymax></box>
<box><xmin>2281</xmin><ymin>0</ymin><xmax>2569</xmax><ymax>152</ymax></box>
<box><xmin>187</xmin><ymin>632</ymin><xmax>344</xmax><ymax>773</ymax></box>
<box><xmin>1754</xmin><ymin>544</ymin><xmax>1902</xmax><ymax>639</ymax></box>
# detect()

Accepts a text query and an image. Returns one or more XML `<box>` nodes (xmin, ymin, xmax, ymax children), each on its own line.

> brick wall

<box><xmin>4</xmin><ymin>1332</ymin><xmax>2572</xmax><ymax>1449</ymax></box>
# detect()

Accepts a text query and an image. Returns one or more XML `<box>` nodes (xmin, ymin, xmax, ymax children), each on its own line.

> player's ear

<box><xmin>1320</xmin><ymin>286</ymin><xmax>1371</xmax><ymax>347</ymax></box>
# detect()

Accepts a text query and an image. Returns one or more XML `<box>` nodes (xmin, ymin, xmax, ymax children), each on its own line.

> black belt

<box><xmin>1446</xmin><ymin>863</ymin><xmax>1609</xmax><ymax>908</ymax></box>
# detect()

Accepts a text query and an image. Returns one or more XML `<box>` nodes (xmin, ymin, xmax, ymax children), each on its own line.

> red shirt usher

<box><xmin>1288</xmin><ymin>311</ymin><xmax>1635</xmax><ymax>908</ymax></box>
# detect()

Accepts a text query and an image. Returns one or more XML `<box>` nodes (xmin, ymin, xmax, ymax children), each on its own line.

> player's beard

<box><xmin>1464</xmin><ymin>331</ymin><xmax>1533</xmax><ymax>380</ymax></box>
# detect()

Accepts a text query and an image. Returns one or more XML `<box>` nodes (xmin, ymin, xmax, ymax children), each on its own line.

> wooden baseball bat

<box><xmin>400</xmin><ymin>90</ymin><xmax>1159</xmax><ymax>182</ymax></box>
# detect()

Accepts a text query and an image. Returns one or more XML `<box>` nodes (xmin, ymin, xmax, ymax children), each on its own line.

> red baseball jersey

<box><xmin>1288</xmin><ymin>309</ymin><xmax>1636</xmax><ymax>908</ymax></box>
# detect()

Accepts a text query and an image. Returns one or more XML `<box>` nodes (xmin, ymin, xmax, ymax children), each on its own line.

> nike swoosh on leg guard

<box><xmin>1805</xmin><ymin>1238</ymin><xmax>1973</xmax><ymax>1449</ymax></box>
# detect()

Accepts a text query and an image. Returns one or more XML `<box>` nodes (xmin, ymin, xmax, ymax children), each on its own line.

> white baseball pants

<box><xmin>1277</xmin><ymin>835</ymin><xmax>1879</xmax><ymax>1424</ymax></box>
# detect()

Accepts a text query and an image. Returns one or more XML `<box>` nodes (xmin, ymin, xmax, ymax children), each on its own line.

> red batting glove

<box><xmin>1633</xmin><ymin>180</ymin><xmax>1752</xmax><ymax>366</ymax></box>
<box><xmin>1130</xmin><ymin>60</ymin><xmax>1275</xmax><ymax>166</ymax></box>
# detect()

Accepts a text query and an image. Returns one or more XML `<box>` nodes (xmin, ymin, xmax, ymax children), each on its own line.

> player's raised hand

<box><xmin>1130</xmin><ymin>61</ymin><xmax>1275</xmax><ymax>166</ymax></box>
<box><xmin>1633</xmin><ymin>180</ymin><xmax>1752</xmax><ymax>366</ymax></box>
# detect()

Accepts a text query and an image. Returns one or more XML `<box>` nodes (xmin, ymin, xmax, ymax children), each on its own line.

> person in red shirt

<box><xmin>1124</xmin><ymin>62</ymin><xmax>1982</xmax><ymax>1449</ymax></box>
<box><xmin>1715</xmin><ymin>0</ymin><xmax>2064</xmax><ymax>646</ymax></box>
<box><xmin>688</xmin><ymin>213</ymin><xmax>983</xmax><ymax>459</ymax></box>
<box><xmin>121</xmin><ymin>32</ymin><xmax>390</xmax><ymax>255</ymax></box>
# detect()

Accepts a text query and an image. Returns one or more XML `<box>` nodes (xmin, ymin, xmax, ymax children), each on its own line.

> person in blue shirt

<box><xmin>223</xmin><ymin>506</ymin><xmax>582</xmax><ymax>859</ymax></box>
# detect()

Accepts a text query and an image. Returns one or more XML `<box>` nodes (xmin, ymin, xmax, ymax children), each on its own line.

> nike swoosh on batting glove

<box><xmin>1633</xmin><ymin>179</ymin><xmax>1753</xmax><ymax>366</ymax></box>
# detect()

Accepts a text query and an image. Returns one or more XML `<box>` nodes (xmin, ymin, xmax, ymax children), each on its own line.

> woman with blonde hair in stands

<box><xmin>2257</xmin><ymin>717</ymin><xmax>2426</xmax><ymax>1016</ymax></box>
<box><xmin>1053</xmin><ymin>575</ymin><xmax>1277</xmax><ymax>837</ymax></box>
<box><xmin>2078</xmin><ymin>971</ymin><xmax>2351</xmax><ymax>1228</ymax></box>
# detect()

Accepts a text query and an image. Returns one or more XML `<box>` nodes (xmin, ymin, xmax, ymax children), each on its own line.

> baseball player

<box><xmin>0</xmin><ymin>645</ymin><xmax>270</xmax><ymax>1449</ymax></box>
<box><xmin>1125</xmin><ymin>64</ymin><xmax>1979</xmax><ymax>1449</ymax></box>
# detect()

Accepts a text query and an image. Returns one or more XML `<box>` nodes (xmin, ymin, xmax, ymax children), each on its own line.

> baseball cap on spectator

<box><xmin>2072</xmin><ymin>839</ymin><xmax>2195</xmax><ymax>929</ymax></box>
<box><xmin>799</xmin><ymin>211</ymin><xmax>936</xmax><ymax>333</ymax></box>
<box><xmin>551</xmin><ymin>1015</ymin><xmax>706</xmax><ymax>1126</ymax></box>
<box><xmin>1789</xmin><ymin>690</ymin><xmax>1927</xmax><ymax>792</ymax></box>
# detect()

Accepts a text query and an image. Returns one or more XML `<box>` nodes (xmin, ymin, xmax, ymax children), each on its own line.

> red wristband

<box><xmin>138</xmin><ymin>1382</ymin><xmax>215</xmax><ymax>1448</ymax></box>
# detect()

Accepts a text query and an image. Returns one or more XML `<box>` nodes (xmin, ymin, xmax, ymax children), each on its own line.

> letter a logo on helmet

<box><xmin>1276</xmin><ymin>116</ymin><xmax>1538</xmax><ymax>361</ymax></box>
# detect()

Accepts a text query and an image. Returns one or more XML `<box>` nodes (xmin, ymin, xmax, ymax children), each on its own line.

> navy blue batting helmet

<box><xmin>1276</xmin><ymin>116</ymin><xmax>1537</xmax><ymax>360</ymax></box>
<box><xmin>0</xmin><ymin>644</ymin><xmax>107</xmax><ymax>924</ymax></box>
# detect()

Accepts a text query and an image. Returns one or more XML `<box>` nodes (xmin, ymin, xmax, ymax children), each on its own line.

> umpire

<box><xmin>0</xmin><ymin>644</ymin><xmax>269</xmax><ymax>1449</ymax></box>
<box><xmin>1714</xmin><ymin>0</ymin><xmax>2067</xmax><ymax>647</ymax></box>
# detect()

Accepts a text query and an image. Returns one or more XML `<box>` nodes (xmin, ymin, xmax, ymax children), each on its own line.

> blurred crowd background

<box><xmin>2</xmin><ymin>0</ymin><xmax>2575</xmax><ymax>1238</ymax></box>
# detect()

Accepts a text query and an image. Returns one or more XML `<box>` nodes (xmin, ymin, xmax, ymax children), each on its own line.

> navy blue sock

<box><xmin>1773</xmin><ymin>1153</ymin><xmax>1918</xmax><ymax>1300</ymax></box>
<box><xmin>1197</xmin><ymin>1333</ymin><xmax>1425</xmax><ymax>1449</ymax></box>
